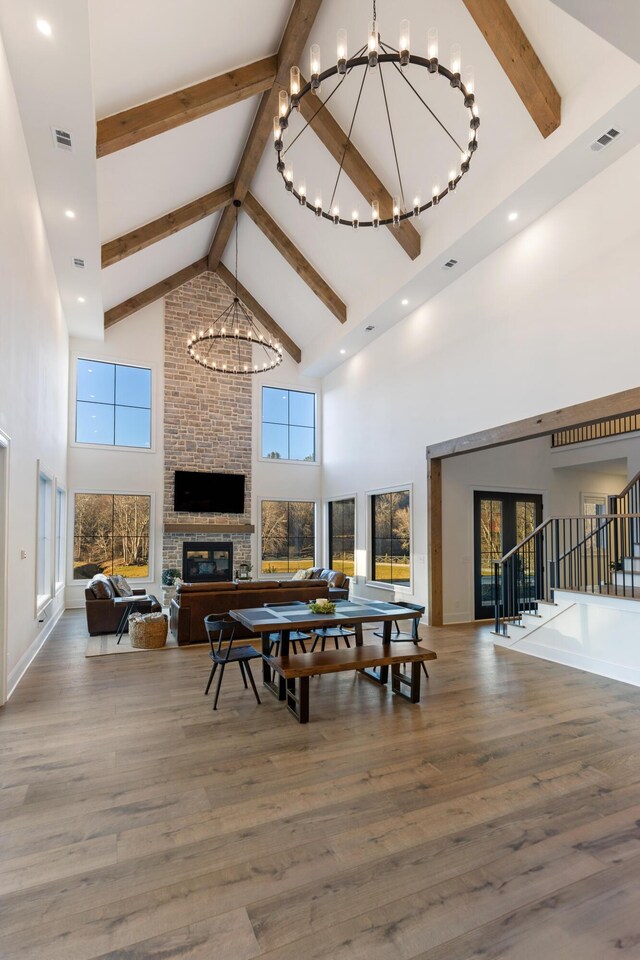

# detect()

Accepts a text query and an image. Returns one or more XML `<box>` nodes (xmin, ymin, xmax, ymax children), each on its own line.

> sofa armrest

<box><xmin>132</xmin><ymin>588</ymin><xmax>147</xmax><ymax>596</ymax></box>
<box><xmin>170</xmin><ymin>598</ymin><xmax>191</xmax><ymax>645</ymax></box>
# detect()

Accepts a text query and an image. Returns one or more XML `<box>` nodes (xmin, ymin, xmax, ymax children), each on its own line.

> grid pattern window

<box><xmin>37</xmin><ymin>472</ymin><xmax>53</xmax><ymax>606</ymax></box>
<box><xmin>328</xmin><ymin>498</ymin><xmax>355</xmax><ymax>577</ymax></box>
<box><xmin>261</xmin><ymin>500</ymin><xmax>315</xmax><ymax>575</ymax></box>
<box><xmin>370</xmin><ymin>490</ymin><xmax>411</xmax><ymax>586</ymax></box>
<box><xmin>73</xmin><ymin>493</ymin><xmax>151</xmax><ymax>580</ymax></box>
<box><xmin>76</xmin><ymin>359</ymin><xmax>151</xmax><ymax>448</ymax></box>
<box><xmin>262</xmin><ymin>387</ymin><xmax>315</xmax><ymax>462</ymax></box>
<box><xmin>55</xmin><ymin>487</ymin><xmax>66</xmax><ymax>590</ymax></box>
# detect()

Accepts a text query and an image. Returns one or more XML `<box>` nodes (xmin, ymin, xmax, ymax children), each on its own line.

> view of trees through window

<box><xmin>73</xmin><ymin>493</ymin><xmax>150</xmax><ymax>579</ymax></box>
<box><xmin>371</xmin><ymin>490</ymin><xmax>410</xmax><ymax>585</ymax></box>
<box><xmin>261</xmin><ymin>499</ymin><xmax>315</xmax><ymax>574</ymax></box>
<box><xmin>328</xmin><ymin>498</ymin><xmax>355</xmax><ymax>577</ymax></box>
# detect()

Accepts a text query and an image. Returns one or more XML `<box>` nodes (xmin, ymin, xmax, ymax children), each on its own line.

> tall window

<box><xmin>55</xmin><ymin>487</ymin><xmax>66</xmax><ymax>591</ymax></box>
<box><xmin>73</xmin><ymin>493</ymin><xmax>151</xmax><ymax>580</ymax></box>
<box><xmin>370</xmin><ymin>490</ymin><xmax>411</xmax><ymax>586</ymax></box>
<box><xmin>36</xmin><ymin>471</ymin><xmax>53</xmax><ymax>607</ymax></box>
<box><xmin>261</xmin><ymin>500</ymin><xmax>315</xmax><ymax>574</ymax></box>
<box><xmin>76</xmin><ymin>359</ymin><xmax>151</xmax><ymax>448</ymax></box>
<box><xmin>328</xmin><ymin>498</ymin><xmax>355</xmax><ymax>576</ymax></box>
<box><xmin>261</xmin><ymin>387</ymin><xmax>315</xmax><ymax>462</ymax></box>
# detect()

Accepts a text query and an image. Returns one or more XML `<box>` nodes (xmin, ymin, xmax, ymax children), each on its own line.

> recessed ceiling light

<box><xmin>508</xmin><ymin>211</ymin><xmax>518</xmax><ymax>222</ymax></box>
<box><xmin>77</xmin><ymin>296</ymin><xmax>85</xmax><ymax>303</ymax></box>
<box><xmin>339</xmin><ymin>349</ymin><xmax>346</xmax><ymax>354</ymax></box>
<box><xmin>65</xmin><ymin>209</ymin><xmax>76</xmax><ymax>219</ymax></box>
<box><xmin>36</xmin><ymin>19</ymin><xmax>52</xmax><ymax>36</ymax></box>
<box><xmin>401</xmin><ymin>298</ymin><xmax>409</xmax><ymax>306</ymax></box>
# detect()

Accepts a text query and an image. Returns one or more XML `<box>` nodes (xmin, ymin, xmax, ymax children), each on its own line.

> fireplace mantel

<box><xmin>164</xmin><ymin>522</ymin><xmax>254</xmax><ymax>534</ymax></box>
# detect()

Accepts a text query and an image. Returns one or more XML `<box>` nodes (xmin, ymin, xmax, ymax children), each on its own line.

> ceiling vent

<box><xmin>72</xmin><ymin>257</ymin><xmax>85</xmax><ymax>269</ymax></box>
<box><xmin>590</xmin><ymin>127</ymin><xmax>621</xmax><ymax>152</ymax></box>
<box><xmin>443</xmin><ymin>258</ymin><xmax>459</xmax><ymax>270</ymax></box>
<box><xmin>365</xmin><ymin>324</ymin><xmax>375</xmax><ymax>331</ymax></box>
<box><xmin>52</xmin><ymin>127</ymin><xmax>73</xmax><ymax>151</ymax></box>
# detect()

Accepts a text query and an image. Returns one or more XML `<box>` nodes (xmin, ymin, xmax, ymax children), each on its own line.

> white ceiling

<box><xmin>2</xmin><ymin>0</ymin><xmax>640</xmax><ymax>360</ymax></box>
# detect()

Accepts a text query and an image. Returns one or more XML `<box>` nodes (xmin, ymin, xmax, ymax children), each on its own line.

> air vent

<box><xmin>443</xmin><ymin>258</ymin><xmax>458</xmax><ymax>270</ymax></box>
<box><xmin>52</xmin><ymin>127</ymin><xmax>73</xmax><ymax>151</ymax></box>
<box><xmin>365</xmin><ymin>324</ymin><xmax>375</xmax><ymax>331</ymax></box>
<box><xmin>590</xmin><ymin>127</ymin><xmax>621</xmax><ymax>152</ymax></box>
<box><xmin>72</xmin><ymin>257</ymin><xmax>85</xmax><ymax>269</ymax></box>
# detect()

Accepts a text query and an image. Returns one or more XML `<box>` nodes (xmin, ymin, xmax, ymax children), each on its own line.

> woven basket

<box><xmin>128</xmin><ymin>613</ymin><xmax>168</xmax><ymax>649</ymax></box>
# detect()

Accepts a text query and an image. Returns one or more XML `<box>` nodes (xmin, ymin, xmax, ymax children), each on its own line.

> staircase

<box><xmin>492</xmin><ymin>470</ymin><xmax>640</xmax><ymax>685</ymax></box>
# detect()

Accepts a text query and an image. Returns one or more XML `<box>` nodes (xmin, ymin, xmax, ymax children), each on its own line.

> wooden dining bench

<box><xmin>266</xmin><ymin>641</ymin><xmax>437</xmax><ymax>723</ymax></box>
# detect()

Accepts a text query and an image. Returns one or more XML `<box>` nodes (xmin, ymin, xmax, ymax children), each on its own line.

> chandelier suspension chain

<box><xmin>385</xmin><ymin>50</ymin><xmax>465</xmax><ymax>155</ymax></box>
<box><xmin>328</xmin><ymin>62</ymin><xmax>369</xmax><ymax>213</ymax></box>
<box><xmin>377</xmin><ymin>52</ymin><xmax>407</xmax><ymax>214</ymax></box>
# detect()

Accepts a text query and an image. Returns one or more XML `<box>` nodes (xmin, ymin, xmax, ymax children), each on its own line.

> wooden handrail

<box><xmin>611</xmin><ymin>469</ymin><xmax>640</xmax><ymax>502</ymax></box>
<box><xmin>497</xmin><ymin>513</ymin><xmax>640</xmax><ymax>565</ymax></box>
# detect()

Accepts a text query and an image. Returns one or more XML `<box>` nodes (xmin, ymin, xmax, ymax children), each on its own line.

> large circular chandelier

<box><xmin>187</xmin><ymin>201</ymin><xmax>283</xmax><ymax>376</ymax></box>
<box><xmin>273</xmin><ymin>0</ymin><xmax>480</xmax><ymax>228</ymax></box>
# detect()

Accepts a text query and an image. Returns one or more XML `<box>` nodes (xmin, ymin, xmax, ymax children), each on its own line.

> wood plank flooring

<box><xmin>1</xmin><ymin>610</ymin><xmax>640</xmax><ymax>958</ymax></box>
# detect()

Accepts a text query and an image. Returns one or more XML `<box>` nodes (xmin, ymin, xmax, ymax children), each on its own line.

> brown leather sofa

<box><xmin>84</xmin><ymin>575</ymin><xmax>161</xmax><ymax>636</ymax></box>
<box><xmin>169</xmin><ymin>579</ymin><xmax>330</xmax><ymax>645</ymax></box>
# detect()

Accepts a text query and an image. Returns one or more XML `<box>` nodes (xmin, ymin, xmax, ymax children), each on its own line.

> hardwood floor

<box><xmin>1</xmin><ymin>610</ymin><xmax>640</xmax><ymax>958</ymax></box>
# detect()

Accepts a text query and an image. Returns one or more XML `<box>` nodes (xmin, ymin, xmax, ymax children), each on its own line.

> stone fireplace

<box><xmin>182</xmin><ymin>541</ymin><xmax>233</xmax><ymax>583</ymax></box>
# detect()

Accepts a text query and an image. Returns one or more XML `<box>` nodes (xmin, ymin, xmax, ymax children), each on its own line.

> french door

<box><xmin>474</xmin><ymin>491</ymin><xmax>543</xmax><ymax>620</ymax></box>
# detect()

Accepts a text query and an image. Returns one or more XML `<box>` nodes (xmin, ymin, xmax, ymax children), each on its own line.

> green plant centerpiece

<box><xmin>308</xmin><ymin>598</ymin><xmax>336</xmax><ymax>615</ymax></box>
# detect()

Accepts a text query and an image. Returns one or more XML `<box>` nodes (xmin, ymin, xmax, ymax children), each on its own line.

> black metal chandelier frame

<box><xmin>187</xmin><ymin>201</ymin><xmax>284</xmax><ymax>376</ymax></box>
<box><xmin>274</xmin><ymin>42</ymin><xmax>480</xmax><ymax>228</ymax></box>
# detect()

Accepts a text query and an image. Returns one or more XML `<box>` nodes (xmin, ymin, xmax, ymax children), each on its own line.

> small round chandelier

<box><xmin>273</xmin><ymin>0</ymin><xmax>480</xmax><ymax>228</ymax></box>
<box><xmin>187</xmin><ymin>201</ymin><xmax>283</xmax><ymax>376</ymax></box>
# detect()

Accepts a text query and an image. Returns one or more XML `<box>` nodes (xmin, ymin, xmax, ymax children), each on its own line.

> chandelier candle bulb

<box><xmin>393</xmin><ymin>197</ymin><xmax>401</xmax><ymax>227</ymax></box>
<box><xmin>290</xmin><ymin>65</ymin><xmax>300</xmax><ymax>109</ymax></box>
<box><xmin>332</xmin><ymin>204</ymin><xmax>340</xmax><ymax>225</ymax></box>
<box><xmin>368</xmin><ymin>20</ymin><xmax>378</xmax><ymax>67</ymax></box>
<box><xmin>413</xmin><ymin>196</ymin><xmax>421</xmax><ymax>216</ymax></box>
<box><xmin>399</xmin><ymin>19</ymin><xmax>410</xmax><ymax>66</ymax></box>
<box><xmin>432</xmin><ymin>185</ymin><xmax>440</xmax><ymax>205</ymax></box>
<box><xmin>285</xmin><ymin>165</ymin><xmax>293</xmax><ymax>190</ymax></box>
<box><xmin>315</xmin><ymin>196</ymin><xmax>322</xmax><ymax>217</ymax></box>
<box><xmin>310</xmin><ymin>44</ymin><xmax>321</xmax><ymax>93</ymax></box>
<box><xmin>448</xmin><ymin>170</ymin><xmax>456</xmax><ymax>191</ymax></box>
<box><xmin>450</xmin><ymin>43</ymin><xmax>461</xmax><ymax>86</ymax></box>
<box><xmin>427</xmin><ymin>27</ymin><xmax>438</xmax><ymax>68</ymax></box>
<box><xmin>337</xmin><ymin>29</ymin><xmax>347</xmax><ymax>73</ymax></box>
<box><xmin>463</xmin><ymin>65</ymin><xmax>475</xmax><ymax>107</ymax></box>
<box><xmin>352</xmin><ymin>210</ymin><xmax>359</xmax><ymax>229</ymax></box>
<box><xmin>371</xmin><ymin>198</ymin><xmax>380</xmax><ymax>226</ymax></box>
<box><xmin>278</xmin><ymin>90</ymin><xmax>289</xmax><ymax>128</ymax></box>
<box><xmin>298</xmin><ymin>182</ymin><xmax>306</xmax><ymax>205</ymax></box>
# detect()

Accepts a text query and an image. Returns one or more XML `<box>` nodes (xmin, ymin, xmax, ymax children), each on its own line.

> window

<box><xmin>36</xmin><ymin>471</ymin><xmax>53</xmax><ymax>607</ymax></box>
<box><xmin>328</xmin><ymin>498</ymin><xmax>355</xmax><ymax>577</ymax></box>
<box><xmin>75</xmin><ymin>359</ymin><xmax>151</xmax><ymax>448</ymax></box>
<box><xmin>261</xmin><ymin>500</ymin><xmax>315</xmax><ymax>575</ymax></box>
<box><xmin>261</xmin><ymin>386</ymin><xmax>315</xmax><ymax>462</ymax></box>
<box><xmin>55</xmin><ymin>486</ymin><xmax>66</xmax><ymax>590</ymax></box>
<box><xmin>370</xmin><ymin>490</ymin><xmax>411</xmax><ymax>586</ymax></box>
<box><xmin>73</xmin><ymin>493</ymin><xmax>151</xmax><ymax>580</ymax></box>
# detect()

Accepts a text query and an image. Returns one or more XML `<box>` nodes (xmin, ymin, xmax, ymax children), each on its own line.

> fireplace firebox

<box><xmin>182</xmin><ymin>542</ymin><xmax>233</xmax><ymax>583</ymax></box>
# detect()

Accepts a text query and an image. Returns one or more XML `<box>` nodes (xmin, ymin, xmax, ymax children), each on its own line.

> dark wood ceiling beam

<box><xmin>104</xmin><ymin>258</ymin><xmax>208</xmax><ymax>328</ymax></box>
<box><xmin>296</xmin><ymin>86</ymin><xmax>421</xmax><ymax>261</ymax></box>
<box><xmin>216</xmin><ymin>262</ymin><xmax>301</xmax><ymax>363</ymax></box>
<box><xmin>96</xmin><ymin>56</ymin><xmax>278</xmax><ymax>157</ymax></box>
<box><xmin>461</xmin><ymin>0</ymin><xmax>561</xmax><ymax>138</ymax></box>
<box><xmin>101</xmin><ymin>183</ymin><xmax>234</xmax><ymax>268</ymax></box>
<box><xmin>207</xmin><ymin>0</ymin><xmax>324</xmax><ymax>271</ymax></box>
<box><xmin>244</xmin><ymin>193</ymin><xmax>346</xmax><ymax>323</ymax></box>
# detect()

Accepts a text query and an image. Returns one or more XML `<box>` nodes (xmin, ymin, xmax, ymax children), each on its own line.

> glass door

<box><xmin>474</xmin><ymin>492</ymin><xmax>543</xmax><ymax>620</ymax></box>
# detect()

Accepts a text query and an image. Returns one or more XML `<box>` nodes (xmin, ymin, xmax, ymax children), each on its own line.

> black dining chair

<box><xmin>264</xmin><ymin>600</ymin><xmax>311</xmax><ymax>654</ymax></box>
<box><xmin>310</xmin><ymin>623</ymin><xmax>356</xmax><ymax>651</ymax></box>
<box><xmin>374</xmin><ymin>601</ymin><xmax>429</xmax><ymax>677</ymax></box>
<box><xmin>204</xmin><ymin>616</ymin><xmax>261</xmax><ymax>711</ymax></box>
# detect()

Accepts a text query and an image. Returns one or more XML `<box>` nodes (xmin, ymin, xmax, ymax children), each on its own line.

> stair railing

<box><xmin>493</xmin><ymin>512</ymin><xmax>640</xmax><ymax>636</ymax></box>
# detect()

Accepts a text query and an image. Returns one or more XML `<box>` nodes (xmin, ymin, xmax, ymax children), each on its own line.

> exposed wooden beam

<box><xmin>101</xmin><ymin>183</ymin><xmax>234</xmax><ymax>268</ymax></box>
<box><xmin>461</xmin><ymin>0</ymin><xmax>561</xmax><ymax>138</ymax></box>
<box><xmin>207</xmin><ymin>0</ymin><xmax>324</xmax><ymax>270</ymax></box>
<box><xmin>427</xmin><ymin>456</ymin><xmax>443</xmax><ymax>627</ymax></box>
<box><xmin>216</xmin><ymin>262</ymin><xmax>301</xmax><ymax>364</ymax></box>
<box><xmin>104</xmin><ymin>258</ymin><xmax>208</xmax><ymax>328</ymax></box>
<box><xmin>244</xmin><ymin>193</ymin><xmax>346</xmax><ymax>323</ymax></box>
<box><xmin>96</xmin><ymin>56</ymin><xmax>277</xmax><ymax>157</ymax></box>
<box><xmin>297</xmin><ymin>89</ymin><xmax>421</xmax><ymax>261</ymax></box>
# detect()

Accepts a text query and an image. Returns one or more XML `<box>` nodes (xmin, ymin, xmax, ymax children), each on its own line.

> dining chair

<box><xmin>204</xmin><ymin>616</ymin><xmax>261</xmax><ymax>711</ymax></box>
<box><xmin>264</xmin><ymin>600</ymin><xmax>311</xmax><ymax>654</ymax></box>
<box><xmin>309</xmin><ymin>624</ymin><xmax>356</xmax><ymax>651</ymax></box>
<box><xmin>374</xmin><ymin>601</ymin><xmax>429</xmax><ymax>677</ymax></box>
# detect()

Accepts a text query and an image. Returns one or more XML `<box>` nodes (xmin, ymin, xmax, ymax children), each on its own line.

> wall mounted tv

<box><xmin>173</xmin><ymin>471</ymin><xmax>245</xmax><ymax>514</ymax></box>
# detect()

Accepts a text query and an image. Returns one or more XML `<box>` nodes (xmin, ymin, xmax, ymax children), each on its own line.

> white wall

<box><xmin>0</xmin><ymin>32</ymin><xmax>68</xmax><ymax>695</ymax></box>
<box><xmin>66</xmin><ymin>300</ymin><xmax>165</xmax><ymax>607</ymax></box>
<box><xmin>322</xmin><ymin>144</ymin><xmax>640</xmax><ymax>613</ymax></box>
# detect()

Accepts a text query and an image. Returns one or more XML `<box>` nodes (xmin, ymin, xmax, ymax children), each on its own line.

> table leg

<box><xmin>261</xmin><ymin>634</ymin><xmax>280</xmax><ymax>700</ymax></box>
<box><xmin>354</xmin><ymin>623</ymin><xmax>364</xmax><ymax>646</ymax></box>
<box><xmin>278</xmin><ymin>629</ymin><xmax>290</xmax><ymax>701</ymax></box>
<box><xmin>116</xmin><ymin>602</ymin><xmax>133</xmax><ymax>644</ymax></box>
<box><xmin>360</xmin><ymin>618</ymin><xmax>391</xmax><ymax>685</ymax></box>
<box><xmin>391</xmin><ymin>661</ymin><xmax>421</xmax><ymax>703</ymax></box>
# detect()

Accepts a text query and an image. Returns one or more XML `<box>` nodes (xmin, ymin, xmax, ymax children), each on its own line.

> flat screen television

<box><xmin>173</xmin><ymin>470</ymin><xmax>245</xmax><ymax>513</ymax></box>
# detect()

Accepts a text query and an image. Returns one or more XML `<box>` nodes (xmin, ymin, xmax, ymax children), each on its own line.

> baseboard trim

<box><xmin>7</xmin><ymin>605</ymin><xmax>64</xmax><ymax>699</ymax></box>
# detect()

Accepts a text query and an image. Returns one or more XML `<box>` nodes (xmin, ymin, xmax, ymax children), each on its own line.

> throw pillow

<box><xmin>110</xmin><ymin>575</ymin><xmax>134</xmax><ymax>597</ymax></box>
<box><xmin>291</xmin><ymin>569</ymin><xmax>307</xmax><ymax>581</ymax></box>
<box><xmin>90</xmin><ymin>575</ymin><xmax>113</xmax><ymax>600</ymax></box>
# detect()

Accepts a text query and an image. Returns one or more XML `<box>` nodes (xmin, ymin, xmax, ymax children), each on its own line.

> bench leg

<box><xmin>391</xmin><ymin>661</ymin><xmax>421</xmax><ymax>703</ymax></box>
<box><xmin>285</xmin><ymin>676</ymin><xmax>309</xmax><ymax>723</ymax></box>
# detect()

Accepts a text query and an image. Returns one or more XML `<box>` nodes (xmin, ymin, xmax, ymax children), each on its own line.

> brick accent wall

<box><xmin>163</xmin><ymin>271</ymin><xmax>253</xmax><ymax>576</ymax></box>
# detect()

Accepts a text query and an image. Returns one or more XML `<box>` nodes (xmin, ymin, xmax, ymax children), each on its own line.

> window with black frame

<box><xmin>261</xmin><ymin>499</ymin><xmax>315</xmax><ymax>575</ymax></box>
<box><xmin>75</xmin><ymin>359</ymin><xmax>151</xmax><ymax>448</ymax></box>
<box><xmin>261</xmin><ymin>386</ymin><xmax>316</xmax><ymax>462</ymax></box>
<box><xmin>73</xmin><ymin>493</ymin><xmax>151</xmax><ymax>580</ymax></box>
<box><xmin>328</xmin><ymin>498</ymin><xmax>355</xmax><ymax>577</ymax></box>
<box><xmin>370</xmin><ymin>490</ymin><xmax>411</xmax><ymax>586</ymax></box>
